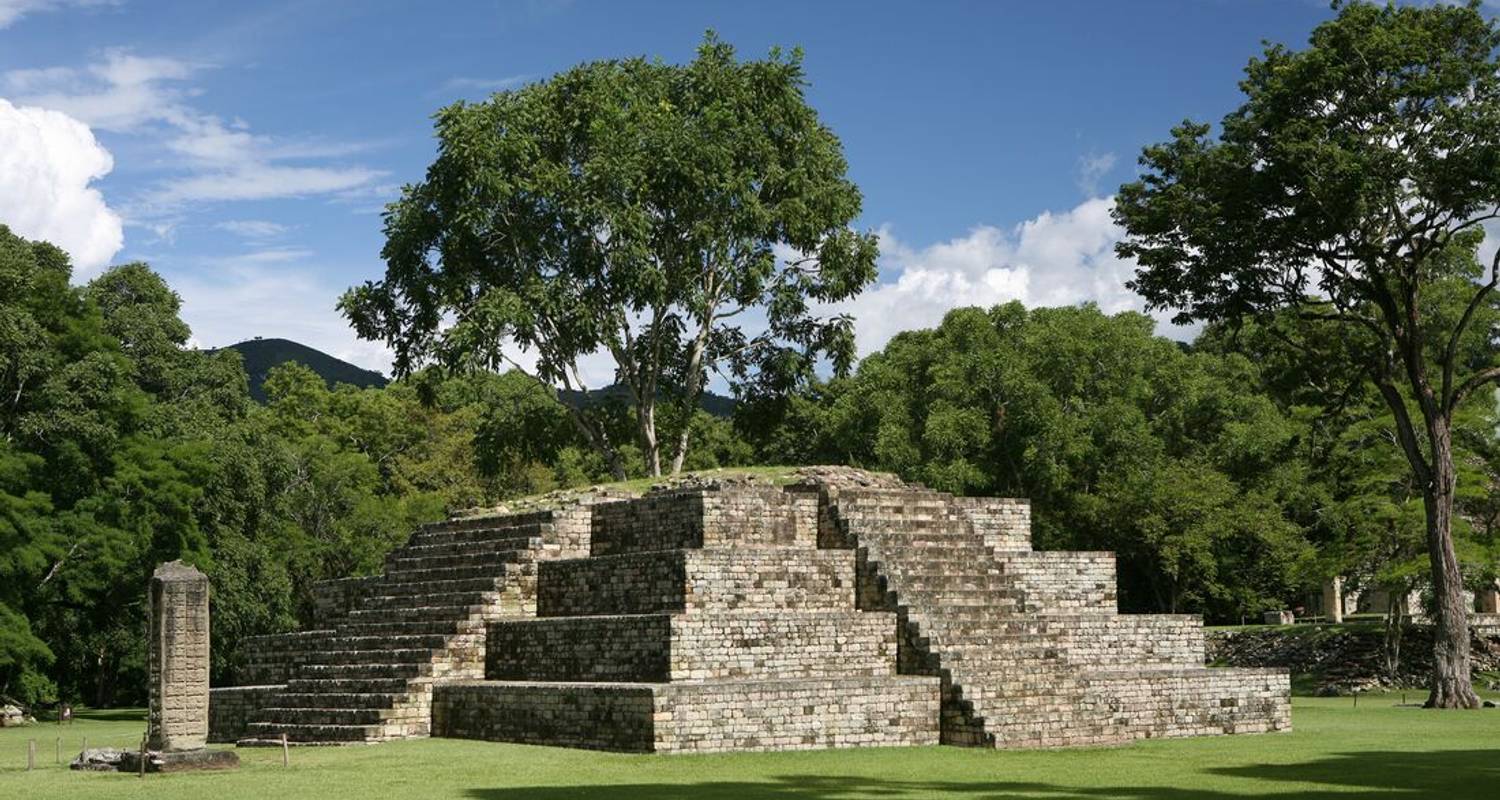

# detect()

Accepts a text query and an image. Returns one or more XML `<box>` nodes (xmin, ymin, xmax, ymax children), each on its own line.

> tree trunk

<box><xmin>1422</xmin><ymin>427</ymin><xmax>1480</xmax><ymax>709</ymax></box>
<box><xmin>639</xmin><ymin>397</ymin><xmax>661</xmax><ymax>477</ymax></box>
<box><xmin>1383</xmin><ymin>588</ymin><xmax>1404</xmax><ymax>680</ymax></box>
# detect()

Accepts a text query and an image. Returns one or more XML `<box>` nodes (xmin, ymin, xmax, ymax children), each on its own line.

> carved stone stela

<box><xmin>149</xmin><ymin>560</ymin><xmax>211</xmax><ymax>750</ymax></box>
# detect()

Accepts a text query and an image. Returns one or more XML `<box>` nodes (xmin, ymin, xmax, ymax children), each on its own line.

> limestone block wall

<box><xmin>208</xmin><ymin>686</ymin><xmax>283</xmax><ymax>743</ymax></box>
<box><xmin>1082</xmin><ymin>667</ymin><xmax>1291</xmax><ymax>742</ymax></box>
<box><xmin>999</xmin><ymin>552</ymin><xmax>1118</xmax><ymax>612</ymax></box>
<box><xmin>1053</xmin><ymin>615</ymin><xmax>1206</xmax><ymax>667</ymax></box>
<box><xmin>488</xmin><ymin>611</ymin><xmax>896</xmax><ymax>682</ymax></box>
<box><xmin>235</xmin><ymin>630</ymin><xmax>332</xmax><ymax>685</ymax></box>
<box><xmin>537</xmin><ymin>549</ymin><xmax>855</xmax><ymax>616</ymax></box>
<box><xmin>952</xmin><ymin>497</ymin><xmax>1032</xmax><ymax>551</ymax></box>
<box><xmin>311</xmin><ymin>576</ymin><xmax>382</xmax><ymax>626</ymax></box>
<box><xmin>432</xmin><ymin>676</ymin><xmax>941</xmax><ymax>754</ymax></box>
<box><xmin>590</xmin><ymin>488</ymin><xmax>818</xmax><ymax>556</ymax></box>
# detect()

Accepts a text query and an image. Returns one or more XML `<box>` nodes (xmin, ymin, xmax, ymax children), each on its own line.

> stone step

<box><xmin>345</xmin><ymin>602</ymin><xmax>487</xmax><ymax>622</ymax></box>
<box><xmin>253</xmin><ymin>706</ymin><xmax>389</xmax><ymax>726</ymax></box>
<box><xmin>297</xmin><ymin>661</ymin><xmax>433</xmax><ymax>680</ymax></box>
<box><xmin>334</xmin><ymin>618</ymin><xmax>480</xmax><ymax>638</ymax></box>
<box><xmin>417</xmin><ymin>512</ymin><xmax>554</xmax><ymax>536</ymax></box>
<box><xmin>303</xmin><ymin>648</ymin><xmax>438</xmax><ymax>666</ymax></box>
<box><xmin>357</xmin><ymin>589</ymin><xmax>499</xmax><ymax>611</ymax></box>
<box><xmin>394</xmin><ymin>533</ymin><xmax>544</xmax><ymax>560</ymax></box>
<box><xmin>387</xmin><ymin>540</ymin><xmax>540</xmax><ymax>570</ymax></box>
<box><xmin>285</xmin><ymin>676</ymin><xmax>415</xmax><ymax>694</ymax></box>
<box><xmin>270</xmin><ymin>692</ymin><xmax>403</xmax><ymax>709</ymax></box>
<box><xmin>241</xmin><ymin>722</ymin><xmax>384</xmax><ymax>744</ymax></box>
<box><xmin>405</xmin><ymin>523</ymin><xmax>549</xmax><ymax>549</ymax></box>
<box><xmin>321</xmin><ymin>633</ymin><xmax>454</xmax><ymax>651</ymax></box>
<box><xmin>374</xmin><ymin>575</ymin><xmax>504</xmax><ymax>596</ymax></box>
<box><xmin>380</xmin><ymin>563</ymin><xmax>522</xmax><ymax>585</ymax></box>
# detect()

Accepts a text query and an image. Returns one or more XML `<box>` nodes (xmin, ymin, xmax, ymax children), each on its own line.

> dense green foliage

<box><xmin>0</xmin><ymin>226</ymin><xmax>662</xmax><ymax>707</ymax></box>
<box><xmin>741</xmin><ymin>303</ymin><xmax>1316</xmax><ymax>618</ymax></box>
<box><xmin>341</xmin><ymin>33</ymin><xmax>877</xmax><ymax>479</ymax></box>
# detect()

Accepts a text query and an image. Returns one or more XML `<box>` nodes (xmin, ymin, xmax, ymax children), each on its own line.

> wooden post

<box><xmin>138</xmin><ymin>734</ymin><xmax>147</xmax><ymax>778</ymax></box>
<box><xmin>26</xmin><ymin>739</ymin><xmax>35</xmax><ymax>771</ymax></box>
<box><xmin>81</xmin><ymin>736</ymin><xmax>87</xmax><ymax>760</ymax></box>
<box><xmin>55</xmin><ymin>736</ymin><xmax>60</xmax><ymax>764</ymax></box>
<box><xmin>281</xmin><ymin>732</ymin><xmax>289</xmax><ymax>767</ymax></box>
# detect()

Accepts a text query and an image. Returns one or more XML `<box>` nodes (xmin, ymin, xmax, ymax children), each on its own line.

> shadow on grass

<box><xmin>465</xmin><ymin>749</ymin><xmax>1499</xmax><ymax>799</ymax></box>
<box><xmin>73</xmin><ymin>708</ymin><xmax>145</xmax><ymax>723</ymax></box>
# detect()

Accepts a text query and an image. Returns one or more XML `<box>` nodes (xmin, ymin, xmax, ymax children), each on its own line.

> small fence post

<box><xmin>26</xmin><ymin>739</ymin><xmax>35</xmax><ymax>771</ymax></box>
<box><xmin>281</xmin><ymin>732</ymin><xmax>289</xmax><ymax>767</ymax></box>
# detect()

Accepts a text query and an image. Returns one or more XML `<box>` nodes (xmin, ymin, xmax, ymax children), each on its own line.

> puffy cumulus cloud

<box><xmin>834</xmin><ymin>196</ymin><xmax>1187</xmax><ymax>356</ymax></box>
<box><xmin>0</xmin><ymin>98</ymin><xmax>123</xmax><ymax>276</ymax></box>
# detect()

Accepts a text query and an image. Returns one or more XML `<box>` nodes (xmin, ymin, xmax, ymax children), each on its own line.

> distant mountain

<box><xmin>221</xmin><ymin>337</ymin><xmax>736</xmax><ymax>416</ymax></box>
<box><xmin>223</xmin><ymin>338</ymin><xmax>388</xmax><ymax>402</ymax></box>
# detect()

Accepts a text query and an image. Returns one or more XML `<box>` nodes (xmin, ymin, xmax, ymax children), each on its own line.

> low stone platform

<box><xmin>431</xmin><ymin>676</ymin><xmax>941</xmax><ymax>753</ymax></box>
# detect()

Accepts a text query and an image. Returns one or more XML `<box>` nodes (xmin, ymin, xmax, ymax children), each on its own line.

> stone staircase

<box><xmin>232</xmin><ymin>509</ymin><xmax>592</xmax><ymax>745</ymax></box>
<box><xmin>818</xmin><ymin>482</ymin><xmax>1288</xmax><ymax>747</ymax></box>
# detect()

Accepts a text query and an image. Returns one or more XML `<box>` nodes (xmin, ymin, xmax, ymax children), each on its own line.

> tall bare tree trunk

<box><xmin>1423</xmin><ymin>425</ymin><xmax>1480</xmax><ymax>708</ymax></box>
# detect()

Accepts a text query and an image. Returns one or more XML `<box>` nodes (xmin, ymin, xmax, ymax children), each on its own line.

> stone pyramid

<box><xmin>210</xmin><ymin>469</ymin><xmax>1289</xmax><ymax>752</ymax></box>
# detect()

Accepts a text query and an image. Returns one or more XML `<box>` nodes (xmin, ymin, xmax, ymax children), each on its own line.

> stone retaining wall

<box><xmin>537</xmin><ymin>549</ymin><xmax>855</xmax><ymax>616</ymax></box>
<box><xmin>590</xmin><ymin>488</ymin><xmax>817</xmax><ymax>556</ymax></box>
<box><xmin>431</xmin><ymin>676</ymin><xmax>941</xmax><ymax>753</ymax></box>
<box><xmin>208</xmin><ymin>685</ymin><xmax>284</xmax><ymax>743</ymax></box>
<box><xmin>311</xmin><ymin>576</ymin><xmax>383</xmax><ymax>626</ymax></box>
<box><xmin>235</xmin><ymin>629</ymin><xmax>332</xmax><ymax>685</ymax></box>
<box><xmin>488</xmin><ymin>611</ymin><xmax>896</xmax><ymax>682</ymax></box>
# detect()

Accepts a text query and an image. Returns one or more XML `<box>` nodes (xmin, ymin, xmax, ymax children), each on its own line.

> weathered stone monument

<box><xmin>129</xmin><ymin>561</ymin><xmax>237</xmax><ymax>771</ymax></box>
<box><xmin>210</xmin><ymin>469</ymin><xmax>1289</xmax><ymax>752</ymax></box>
<box><xmin>1322</xmin><ymin>577</ymin><xmax>1344</xmax><ymax>623</ymax></box>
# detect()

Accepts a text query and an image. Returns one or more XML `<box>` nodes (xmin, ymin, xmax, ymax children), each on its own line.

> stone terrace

<box><xmin>210</xmin><ymin>468</ymin><xmax>1289</xmax><ymax>751</ymax></box>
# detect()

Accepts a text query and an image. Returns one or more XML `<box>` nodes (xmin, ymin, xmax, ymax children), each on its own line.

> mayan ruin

<box><xmin>209</xmin><ymin>469</ymin><xmax>1289</xmax><ymax>752</ymax></box>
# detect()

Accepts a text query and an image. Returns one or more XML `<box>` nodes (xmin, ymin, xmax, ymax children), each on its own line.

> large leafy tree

<box><xmin>1113</xmin><ymin>1</ymin><xmax>1500</xmax><ymax>706</ymax></box>
<box><xmin>341</xmin><ymin>33</ymin><xmax>878</xmax><ymax>479</ymax></box>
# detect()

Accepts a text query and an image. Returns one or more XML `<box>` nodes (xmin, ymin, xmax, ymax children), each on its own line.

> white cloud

<box><xmin>215</xmin><ymin>219</ymin><xmax>289</xmax><ymax>240</ymax></box>
<box><xmin>0</xmin><ymin>98</ymin><xmax>123</xmax><ymax>276</ymax></box>
<box><xmin>0</xmin><ymin>0</ymin><xmax>110</xmax><ymax>29</ymax></box>
<box><xmin>1075</xmin><ymin>151</ymin><xmax>1117</xmax><ymax>196</ymax></box>
<box><xmin>4</xmin><ymin>50</ymin><xmax>384</xmax><ymax>209</ymax></box>
<box><xmin>836</xmin><ymin>196</ymin><xmax>1188</xmax><ymax>356</ymax></box>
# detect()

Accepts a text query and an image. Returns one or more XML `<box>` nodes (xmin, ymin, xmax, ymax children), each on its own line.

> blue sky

<box><xmin>0</xmin><ymin>0</ymin><xmax>1344</xmax><ymax>376</ymax></box>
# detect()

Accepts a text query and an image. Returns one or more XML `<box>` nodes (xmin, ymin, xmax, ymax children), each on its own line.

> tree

<box><xmin>1113</xmin><ymin>1</ymin><xmax>1500</xmax><ymax>706</ymax></box>
<box><xmin>341</xmin><ymin>33</ymin><xmax>878</xmax><ymax>479</ymax></box>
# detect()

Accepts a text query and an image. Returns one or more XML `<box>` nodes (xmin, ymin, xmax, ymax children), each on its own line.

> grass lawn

<box><xmin>2</xmin><ymin>695</ymin><xmax>1497</xmax><ymax>799</ymax></box>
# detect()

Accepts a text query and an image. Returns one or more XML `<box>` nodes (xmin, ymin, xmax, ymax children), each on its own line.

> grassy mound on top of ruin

<box><xmin>4</xmin><ymin>694</ymin><xmax>1499</xmax><ymax>799</ymax></box>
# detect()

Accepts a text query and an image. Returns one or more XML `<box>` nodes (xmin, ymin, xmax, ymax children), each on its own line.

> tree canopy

<box><xmin>341</xmin><ymin>32</ymin><xmax>877</xmax><ymax>479</ymax></box>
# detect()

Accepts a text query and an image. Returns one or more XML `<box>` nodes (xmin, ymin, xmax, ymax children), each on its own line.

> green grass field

<box><xmin>2</xmin><ymin>696</ymin><xmax>1496</xmax><ymax>799</ymax></box>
